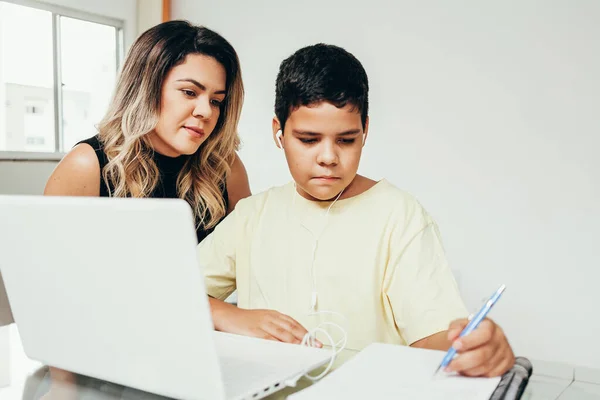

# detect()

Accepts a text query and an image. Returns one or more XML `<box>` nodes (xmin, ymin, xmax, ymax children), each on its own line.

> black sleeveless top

<box><xmin>78</xmin><ymin>135</ymin><xmax>229</xmax><ymax>243</ymax></box>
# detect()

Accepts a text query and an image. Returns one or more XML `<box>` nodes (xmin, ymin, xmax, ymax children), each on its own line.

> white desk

<box><xmin>558</xmin><ymin>382</ymin><xmax>600</xmax><ymax>400</ymax></box>
<box><xmin>1</xmin><ymin>324</ymin><xmax>599</xmax><ymax>400</ymax></box>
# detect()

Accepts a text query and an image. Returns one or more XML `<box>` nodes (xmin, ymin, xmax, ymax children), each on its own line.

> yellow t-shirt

<box><xmin>198</xmin><ymin>179</ymin><xmax>468</xmax><ymax>351</ymax></box>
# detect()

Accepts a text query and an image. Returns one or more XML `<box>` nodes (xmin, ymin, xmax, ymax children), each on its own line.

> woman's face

<box><xmin>150</xmin><ymin>54</ymin><xmax>227</xmax><ymax>157</ymax></box>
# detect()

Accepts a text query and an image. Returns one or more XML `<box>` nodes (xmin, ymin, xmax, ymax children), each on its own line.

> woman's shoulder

<box><xmin>226</xmin><ymin>153</ymin><xmax>251</xmax><ymax>212</ymax></box>
<box><xmin>43</xmin><ymin>137</ymin><xmax>102</xmax><ymax>196</ymax></box>
<box><xmin>76</xmin><ymin>135</ymin><xmax>109</xmax><ymax>168</ymax></box>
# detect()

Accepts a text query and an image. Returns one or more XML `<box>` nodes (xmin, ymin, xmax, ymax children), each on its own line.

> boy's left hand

<box><xmin>446</xmin><ymin>318</ymin><xmax>515</xmax><ymax>377</ymax></box>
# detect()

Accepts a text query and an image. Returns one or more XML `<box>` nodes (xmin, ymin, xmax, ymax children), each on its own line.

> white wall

<box><xmin>136</xmin><ymin>0</ymin><xmax>162</xmax><ymax>37</ymax></box>
<box><xmin>172</xmin><ymin>0</ymin><xmax>600</xmax><ymax>368</ymax></box>
<box><xmin>0</xmin><ymin>161</ymin><xmax>57</xmax><ymax>195</ymax></box>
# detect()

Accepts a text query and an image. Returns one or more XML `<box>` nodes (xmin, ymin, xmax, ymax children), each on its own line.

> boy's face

<box><xmin>273</xmin><ymin>102</ymin><xmax>368</xmax><ymax>201</ymax></box>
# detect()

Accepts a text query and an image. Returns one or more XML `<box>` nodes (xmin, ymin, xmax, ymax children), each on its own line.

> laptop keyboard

<box><xmin>213</xmin><ymin>332</ymin><xmax>330</xmax><ymax>400</ymax></box>
<box><xmin>219</xmin><ymin>355</ymin><xmax>287</xmax><ymax>399</ymax></box>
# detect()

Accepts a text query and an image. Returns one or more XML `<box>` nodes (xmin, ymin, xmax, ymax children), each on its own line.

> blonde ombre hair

<box><xmin>97</xmin><ymin>20</ymin><xmax>244</xmax><ymax>229</ymax></box>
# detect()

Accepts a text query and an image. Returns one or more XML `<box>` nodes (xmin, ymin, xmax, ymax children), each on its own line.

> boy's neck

<box><xmin>339</xmin><ymin>174</ymin><xmax>378</xmax><ymax>200</ymax></box>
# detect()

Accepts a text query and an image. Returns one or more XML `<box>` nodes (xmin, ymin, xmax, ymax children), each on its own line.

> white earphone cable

<box><xmin>250</xmin><ymin>180</ymin><xmax>349</xmax><ymax>382</ymax></box>
<box><xmin>290</xmin><ymin>186</ymin><xmax>348</xmax><ymax>380</ymax></box>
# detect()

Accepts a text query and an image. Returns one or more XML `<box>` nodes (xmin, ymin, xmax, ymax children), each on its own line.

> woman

<box><xmin>45</xmin><ymin>20</ymin><xmax>250</xmax><ymax>243</ymax></box>
<box><xmin>42</xmin><ymin>20</ymin><xmax>250</xmax><ymax>398</ymax></box>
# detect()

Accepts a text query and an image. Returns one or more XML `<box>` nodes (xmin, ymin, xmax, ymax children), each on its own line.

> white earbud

<box><xmin>276</xmin><ymin>129</ymin><xmax>284</xmax><ymax>149</ymax></box>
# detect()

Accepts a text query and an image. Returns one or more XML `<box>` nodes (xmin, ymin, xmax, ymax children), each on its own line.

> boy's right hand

<box><xmin>228</xmin><ymin>308</ymin><xmax>315</xmax><ymax>345</ymax></box>
<box><xmin>209</xmin><ymin>297</ymin><xmax>321</xmax><ymax>347</ymax></box>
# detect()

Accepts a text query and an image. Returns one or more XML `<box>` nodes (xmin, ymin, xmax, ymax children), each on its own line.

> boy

<box><xmin>199</xmin><ymin>44</ymin><xmax>514</xmax><ymax>377</ymax></box>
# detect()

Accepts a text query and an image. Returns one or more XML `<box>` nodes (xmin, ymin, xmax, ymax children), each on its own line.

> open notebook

<box><xmin>289</xmin><ymin>343</ymin><xmax>501</xmax><ymax>400</ymax></box>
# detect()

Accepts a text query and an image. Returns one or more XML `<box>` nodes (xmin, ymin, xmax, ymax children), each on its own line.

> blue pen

<box><xmin>434</xmin><ymin>284</ymin><xmax>506</xmax><ymax>375</ymax></box>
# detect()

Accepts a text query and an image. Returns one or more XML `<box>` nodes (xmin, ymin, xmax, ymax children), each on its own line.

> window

<box><xmin>0</xmin><ymin>0</ymin><xmax>123</xmax><ymax>158</ymax></box>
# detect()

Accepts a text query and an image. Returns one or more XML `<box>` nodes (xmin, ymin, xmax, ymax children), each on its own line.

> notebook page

<box><xmin>290</xmin><ymin>343</ymin><xmax>501</xmax><ymax>400</ymax></box>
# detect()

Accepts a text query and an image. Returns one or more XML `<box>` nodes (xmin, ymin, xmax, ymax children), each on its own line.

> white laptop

<box><xmin>0</xmin><ymin>195</ymin><xmax>331</xmax><ymax>400</ymax></box>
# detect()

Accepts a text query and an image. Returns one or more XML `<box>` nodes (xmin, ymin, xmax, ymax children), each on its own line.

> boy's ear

<box><xmin>362</xmin><ymin>116</ymin><xmax>370</xmax><ymax>146</ymax></box>
<box><xmin>272</xmin><ymin>118</ymin><xmax>283</xmax><ymax>149</ymax></box>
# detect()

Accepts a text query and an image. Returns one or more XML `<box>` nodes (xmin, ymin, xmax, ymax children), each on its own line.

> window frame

<box><xmin>0</xmin><ymin>0</ymin><xmax>124</xmax><ymax>161</ymax></box>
